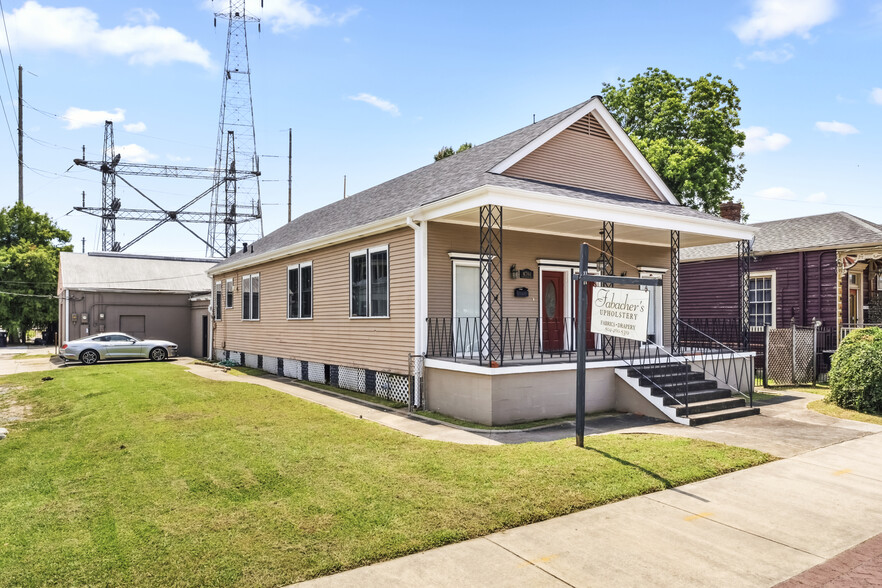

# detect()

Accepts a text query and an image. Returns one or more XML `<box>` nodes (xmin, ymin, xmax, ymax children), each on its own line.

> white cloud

<box><xmin>734</xmin><ymin>0</ymin><xmax>836</xmax><ymax>43</ymax></box>
<box><xmin>871</xmin><ymin>88</ymin><xmax>882</xmax><ymax>105</ymax></box>
<box><xmin>815</xmin><ymin>120</ymin><xmax>859</xmax><ymax>134</ymax></box>
<box><xmin>756</xmin><ymin>187</ymin><xmax>798</xmax><ymax>200</ymax></box>
<box><xmin>807</xmin><ymin>192</ymin><xmax>828</xmax><ymax>202</ymax></box>
<box><xmin>742</xmin><ymin>126</ymin><xmax>791</xmax><ymax>153</ymax></box>
<box><xmin>126</xmin><ymin>7</ymin><xmax>159</xmax><ymax>25</ymax></box>
<box><xmin>123</xmin><ymin>121</ymin><xmax>146</xmax><ymax>133</ymax></box>
<box><xmin>62</xmin><ymin>106</ymin><xmax>124</xmax><ymax>130</ymax></box>
<box><xmin>349</xmin><ymin>93</ymin><xmax>400</xmax><ymax>116</ymax></box>
<box><xmin>748</xmin><ymin>45</ymin><xmax>794</xmax><ymax>63</ymax></box>
<box><xmin>254</xmin><ymin>0</ymin><xmax>360</xmax><ymax>33</ymax></box>
<box><xmin>5</xmin><ymin>1</ymin><xmax>212</xmax><ymax>69</ymax></box>
<box><xmin>116</xmin><ymin>143</ymin><xmax>157</xmax><ymax>163</ymax></box>
<box><xmin>166</xmin><ymin>154</ymin><xmax>191</xmax><ymax>163</ymax></box>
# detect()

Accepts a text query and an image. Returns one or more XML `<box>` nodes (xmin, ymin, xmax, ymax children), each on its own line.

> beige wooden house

<box><xmin>208</xmin><ymin>97</ymin><xmax>758</xmax><ymax>426</ymax></box>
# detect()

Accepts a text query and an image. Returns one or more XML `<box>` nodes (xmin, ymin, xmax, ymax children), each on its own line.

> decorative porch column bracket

<box><xmin>601</xmin><ymin>221</ymin><xmax>614</xmax><ymax>359</ymax></box>
<box><xmin>479</xmin><ymin>204</ymin><xmax>503</xmax><ymax>366</ymax></box>
<box><xmin>738</xmin><ymin>239</ymin><xmax>751</xmax><ymax>351</ymax></box>
<box><xmin>670</xmin><ymin>230</ymin><xmax>680</xmax><ymax>355</ymax></box>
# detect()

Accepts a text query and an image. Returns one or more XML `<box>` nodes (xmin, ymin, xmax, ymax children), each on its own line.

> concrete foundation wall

<box><xmin>425</xmin><ymin>364</ymin><xmax>667</xmax><ymax>426</ymax></box>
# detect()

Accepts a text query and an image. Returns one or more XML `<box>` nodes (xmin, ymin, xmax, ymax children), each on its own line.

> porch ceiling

<box><xmin>434</xmin><ymin>207</ymin><xmax>741</xmax><ymax>248</ymax></box>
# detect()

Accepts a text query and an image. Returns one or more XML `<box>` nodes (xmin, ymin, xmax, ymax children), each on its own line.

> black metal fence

<box><xmin>425</xmin><ymin>316</ymin><xmax>604</xmax><ymax>364</ymax></box>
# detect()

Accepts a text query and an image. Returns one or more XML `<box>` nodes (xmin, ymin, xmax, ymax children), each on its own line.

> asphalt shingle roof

<box><xmin>213</xmin><ymin>98</ymin><xmax>738</xmax><ymax>271</ymax></box>
<box><xmin>681</xmin><ymin>212</ymin><xmax>882</xmax><ymax>261</ymax></box>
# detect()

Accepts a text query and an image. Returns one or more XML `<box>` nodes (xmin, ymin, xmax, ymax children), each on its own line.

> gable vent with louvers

<box><xmin>567</xmin><ymin>114</ymin><xmax>612</xmax><ymax>141</ymax></box>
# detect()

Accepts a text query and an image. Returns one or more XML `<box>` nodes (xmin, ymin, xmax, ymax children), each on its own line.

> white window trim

<box><xmin>225</xmin><ymin>278</ymin><xmax>233</xmax><ymax>309</ymax></box>
<box><xmin>287</xmin><ymin>261</ymin><xmax>313</xmax><ymax>320</ymax></box>
<box><xmin>350</xmin><ymin>244</ymin><xmax>390</xmax><ymax>319</ymax></box>
<box><xmin>452</xmin><ymin>258</ymin><xmax>483</xmax><ymax>357</ymax></box>
<box><xmin>638</xmin><ymin>268</ymin><xmax>666</xmax><ymax>344</ymax></box>
<box><xmin>214</xmin><ymin>281</ymin><xmax>223</xmax><ymax>320</ymax></box>
<box><xmin>848</xmin><ymin>270</ymin><xmax>864</xmax><ymax>325</ymax></box>
<box><xmin>242</xmin><ymin>273</ymin><xmax>260</xmax><ymax>322</ymax></box>
<box><xmin>748</xmin><ymin>270</ymin><xmax>776</xmax><ymax>331</ymax></box>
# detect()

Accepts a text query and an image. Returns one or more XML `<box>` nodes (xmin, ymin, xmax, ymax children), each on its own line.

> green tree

<box><xmin>433</xmin><ymin>142</ymin><xmax>473</xmax><ymax>162</ymax></box>
<box><xmin>0</xmin><ymin>203</ymin><xmax>71</xmax><ymax>343</ymax></box>
<box><xmin>601</xmin><ymin>68</ymin><xmax>746</xmax><ymax>215</ymax></box>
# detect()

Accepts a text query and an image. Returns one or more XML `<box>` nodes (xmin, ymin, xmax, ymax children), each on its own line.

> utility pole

<box><xmin>287</xmin><ymin>127</ymin><xmax>292</xmax><ymax>223</ymax></box>
<box><xmin>17</xmin><ymin>65</ymin><xmax>23</xmax><ymax>204</ymax></box>
<box><xmin>343</xmin><ymin>175</ymin><xmax>347</xmax><ymax>199</ymax></box>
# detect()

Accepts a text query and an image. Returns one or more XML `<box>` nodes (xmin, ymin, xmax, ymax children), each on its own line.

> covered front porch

<box><xmin>411</xmin><ymin>194</ymin><xmax>758</xmax><ymax>425</ymax></box>
<box><xmin>837</xmin><ymin>246</ymin><xmax>882</xmax><ymax>340</ymax></box>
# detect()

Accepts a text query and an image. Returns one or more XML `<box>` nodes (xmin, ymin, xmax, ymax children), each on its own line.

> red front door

<box><xmin>583</xmin><ymin>281</ymin><xmax>595</xmax><ymax>351</ymax></box>
<box><xmin>542</xmin><ymin>272</ymin><xmax>565</xmax><ymax>351</ymax></box>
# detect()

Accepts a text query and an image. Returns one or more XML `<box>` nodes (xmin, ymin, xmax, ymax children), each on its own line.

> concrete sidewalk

<box><xmin>297</xmin><ymin>431</ymin><xmax>882</xmax><ymax>587</ymax></box>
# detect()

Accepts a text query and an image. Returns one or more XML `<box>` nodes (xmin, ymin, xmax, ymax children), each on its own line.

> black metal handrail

<box><xmin>606</xmin><ymin>336</ymin><xmax>690</xmax><ymax>412</ymax></box>
<box><xmin>679</xmin><ymin>319</ymin><xmax>753</xmax><ymax>407</ymax></box>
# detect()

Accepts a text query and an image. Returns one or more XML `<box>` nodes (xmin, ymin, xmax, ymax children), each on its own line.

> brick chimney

<box><xmin>720</xmin><ymin>201</ymin><xmax>742</xmax><ymax>222</ymax></box>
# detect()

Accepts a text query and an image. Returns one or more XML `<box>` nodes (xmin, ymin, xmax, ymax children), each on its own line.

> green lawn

<box><xmin>0</xmin><ymin>363</ymin><xmax>772</xmax><ymax>587</ymax></box>
<box><xmin>807</xmin><ymin>399</ymin><xmax>882</xmax><ymax>426</ymax></box>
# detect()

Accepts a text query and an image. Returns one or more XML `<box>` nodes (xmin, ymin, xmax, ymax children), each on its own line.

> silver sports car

<box><xmin>60</xmin><ymin>332</ymin><xmax>178</xmax><ymax>365</ymax></box>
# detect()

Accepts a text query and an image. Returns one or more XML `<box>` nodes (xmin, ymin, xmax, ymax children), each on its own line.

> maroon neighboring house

<box><xmin>680</xmin><ymin>210</ymin><xmax>882</xmax><ymax>343</ymax></box>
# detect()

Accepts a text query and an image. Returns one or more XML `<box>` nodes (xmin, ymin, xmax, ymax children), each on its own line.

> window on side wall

<box><xmin>225</xmin><ymin>279</ymin><xmax>233</xmax><ymax>309</ymax></box>
<box><xmin>350</xmin><ymin>245</ymin><xmax>388</xmax><ymax>318</ymax></box>
<box><xmin>748</xmin><ymin>271</ymin><xmax>775</xmax><ymax>329</ymax></box>
<box><xmin>214</xmin><ymin>281</ymin><xmax>222</xmax><ymax>320</ymax></box>
<box><xmin>287</xmin><ymin>262</ymin><xmax>313</xmax><ymax>319</ymax></box>
<box><xmin>242</xmin><ymin>273</ymin><xmax>260</xmax><ymax>320</ymax></box>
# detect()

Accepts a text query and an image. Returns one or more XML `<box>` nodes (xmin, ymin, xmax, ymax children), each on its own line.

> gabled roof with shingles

<box><xmin>681</xmin><ymin>212</ymin><xmax>882</xmax><ymax>261</ymax></box>
<box><xmin>212</xmin><ymin>97</ymin><xmax>738</xmax><ymax>271</ymax></box>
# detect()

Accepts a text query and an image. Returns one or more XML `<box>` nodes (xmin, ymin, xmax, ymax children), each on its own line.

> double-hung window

<box><xmin>748</xmin><ymin>271</ymin><xmax>775</xmax><ymax>328</ymax></box>
<box><xmin>242</xmin><ymin>273</ymin><xmax>260</xmax><ymax>320</ymax></box>
<box><xmin>214</xmin><ymin>281</ymin><xmax>222</xmax><ymax>320</ymax></box>
<box><xmin>225</xmin><ymin>279</ymin><xmax>233</xmax><ymax>309</ymax></box>
<box><xmin>287</xmin><ymin>262</ymin><xmax>313</xmax><ymax>319</ymax></box>
<box><xmin>350</xmin><ymin>245</ymin><xmax>388</xmax><ymax>318</ymax></box>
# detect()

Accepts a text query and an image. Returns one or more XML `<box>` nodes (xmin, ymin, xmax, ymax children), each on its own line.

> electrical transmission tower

<box><xmin>206</xmin><ymin>0</ymin><xmax>264</xmax><ymax>257</ymax></box>
<box><xmin>74</xmin><ymin>0</ymin><xmax>264</xmax><ymax>257</ymax></box>
<box><xmin>74</xmin><ymin>121</ymin><xmax>259</xmax><ymax>255</ymax></box>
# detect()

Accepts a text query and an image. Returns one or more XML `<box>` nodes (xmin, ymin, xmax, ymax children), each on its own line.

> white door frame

<box><xmin>452</xmin><ymin>258</ymin><xmax>481</xmax><ymax>355</ymax></box>
<box><xmin>638</xmin><ymin>267</ymin><xmax>666</xmax><ymax>345</ymax></box>
<box><xmin>537</xmin><ymin>260</ymin><xmax>597</xmax><ymax>351</ymax></box>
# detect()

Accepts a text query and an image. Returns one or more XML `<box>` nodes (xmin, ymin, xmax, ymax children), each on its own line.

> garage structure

<box><xmin>57</xmin><ymin>252</ymin><xmax>216</xmax><ymax>357</ymax></box>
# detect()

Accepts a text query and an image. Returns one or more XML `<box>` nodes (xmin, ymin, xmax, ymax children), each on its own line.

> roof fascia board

<box><xmin>416</xmin><ymin>185</ymin><xmax>756</xmax><ymax>241</ymax></box>
<box><xmin>431</xmin><ymin>218</ymin><xmax>672</xmax><ymax>249</ymax></box>
<box><xmin>488</xmin><ymin>98</ymin><xmax>680</xmax><ymax>206</ymax></box>
<box><xmin>66</xmin><ymin>288</ymin><xmax>205</xmax><ymax>295</ymax></box>
<box><xmin>208</xmin><ymin>215</ymin><xmax>409</xmax><ymax>276</ymax></box>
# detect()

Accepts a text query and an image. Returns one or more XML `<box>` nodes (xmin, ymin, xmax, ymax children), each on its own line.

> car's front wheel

<box><xmin>80</xmin><ymin>349</ymin><xmax>99</xmax><ymax>365</ymax></box>
<box><xmin>150</xmin><ymin>347</ymin><xmax>168</xmax><ymax>361</ymax></box>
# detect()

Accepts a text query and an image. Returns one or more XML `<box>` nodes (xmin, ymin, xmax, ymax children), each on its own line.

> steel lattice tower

<box><xmin>207</xmin><ymin>0</ymin><xmax>263</xmax><ymax>257</ymax></box>
<box><xmin>100</xmin><ymin>122</ymin><xmax>119</xmax><ymax>252</ymax></box>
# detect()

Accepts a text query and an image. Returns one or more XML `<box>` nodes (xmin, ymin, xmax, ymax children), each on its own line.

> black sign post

<box><xmin>574</xmin><ymin>243</ymin><xmax>662</xmax><ymax>448</ymax></box>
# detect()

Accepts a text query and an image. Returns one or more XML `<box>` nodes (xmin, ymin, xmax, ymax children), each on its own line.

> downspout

<box><xmin>208</xmin><ymin>290</ymin><xmax>214</xmax><ymax>361</ymax></box>
<box><xmin>64</xmin><ymin>289</ymin><xmax>69</xmax><ymax>344</ymax></box>
<box><xmin>406</xmin><ymin>217</ymin><xmax>426</xmax><ymax>356</ymax></box>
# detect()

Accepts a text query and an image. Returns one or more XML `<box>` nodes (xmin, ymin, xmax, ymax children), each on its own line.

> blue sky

<box><xmin>0</xmin><ymin>0</ymin><xmax>880</xmax><ymax>256</ymax></box>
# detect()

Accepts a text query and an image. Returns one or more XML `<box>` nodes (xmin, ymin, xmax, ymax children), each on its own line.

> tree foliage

<box><xmin>601</xmin><ymin>68</ymin><xmax>746</xmax><ymax>215</ymax></box>
<box><xmin>0</xmin><ymin>203</ymin><xmax>72</xmax><ymax>341</ymax></box>
<box><xmin>433</xmin><ymin>142</ymin><xmax>473</xmax><ymax>162</ymax></box>
<box><xmin>827</xmin><ymin>327</ymin><xmax>882</xmax><ymax>415</ymax></box>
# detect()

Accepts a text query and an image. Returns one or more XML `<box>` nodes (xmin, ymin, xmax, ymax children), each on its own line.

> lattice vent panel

<box><xmin>307</xmin><ymin>362</ymin><xmax>325</xmax><ymax>384</ymax></box>
<box><xmin>376</xmin><ymin>372</ymin><xmax>409</xmax><ymax>404</ymax></box>
<box><xmin>338</xmin><ymin>366</ymin><xmax>366</xmax><ymax>393</ymax></box>
<box><xmin>282</xmin><ymin>358</ymin><xmax>301</xmax><ymax>380</ymax></box>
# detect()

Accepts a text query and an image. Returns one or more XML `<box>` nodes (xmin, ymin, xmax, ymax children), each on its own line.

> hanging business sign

<box><xmin>590</xmin><ymin>286</ymin><xmax>650</xmax><ymax>342</ymax></box>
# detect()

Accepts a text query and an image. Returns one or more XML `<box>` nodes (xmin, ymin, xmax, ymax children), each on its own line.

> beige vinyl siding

<box><xmin>213</xmin><ymin>228</ymin><xmax>415</xmax><ymax>374</ymax></box>
<box><xmin>503</xmin><ymin>113</ymin><xmax>661</xmax><ymax>202</ymax></box>
<box><xmin>427</xmin><ymin>221</ymin><xmax>672</xmax><ymax>345</ymax></box>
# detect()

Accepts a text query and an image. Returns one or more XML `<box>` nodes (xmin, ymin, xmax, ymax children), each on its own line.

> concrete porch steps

<box><xmin>616</xmin><ymin>363</ymin><xmax>759</xmax><ymax>426</ymax></box>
